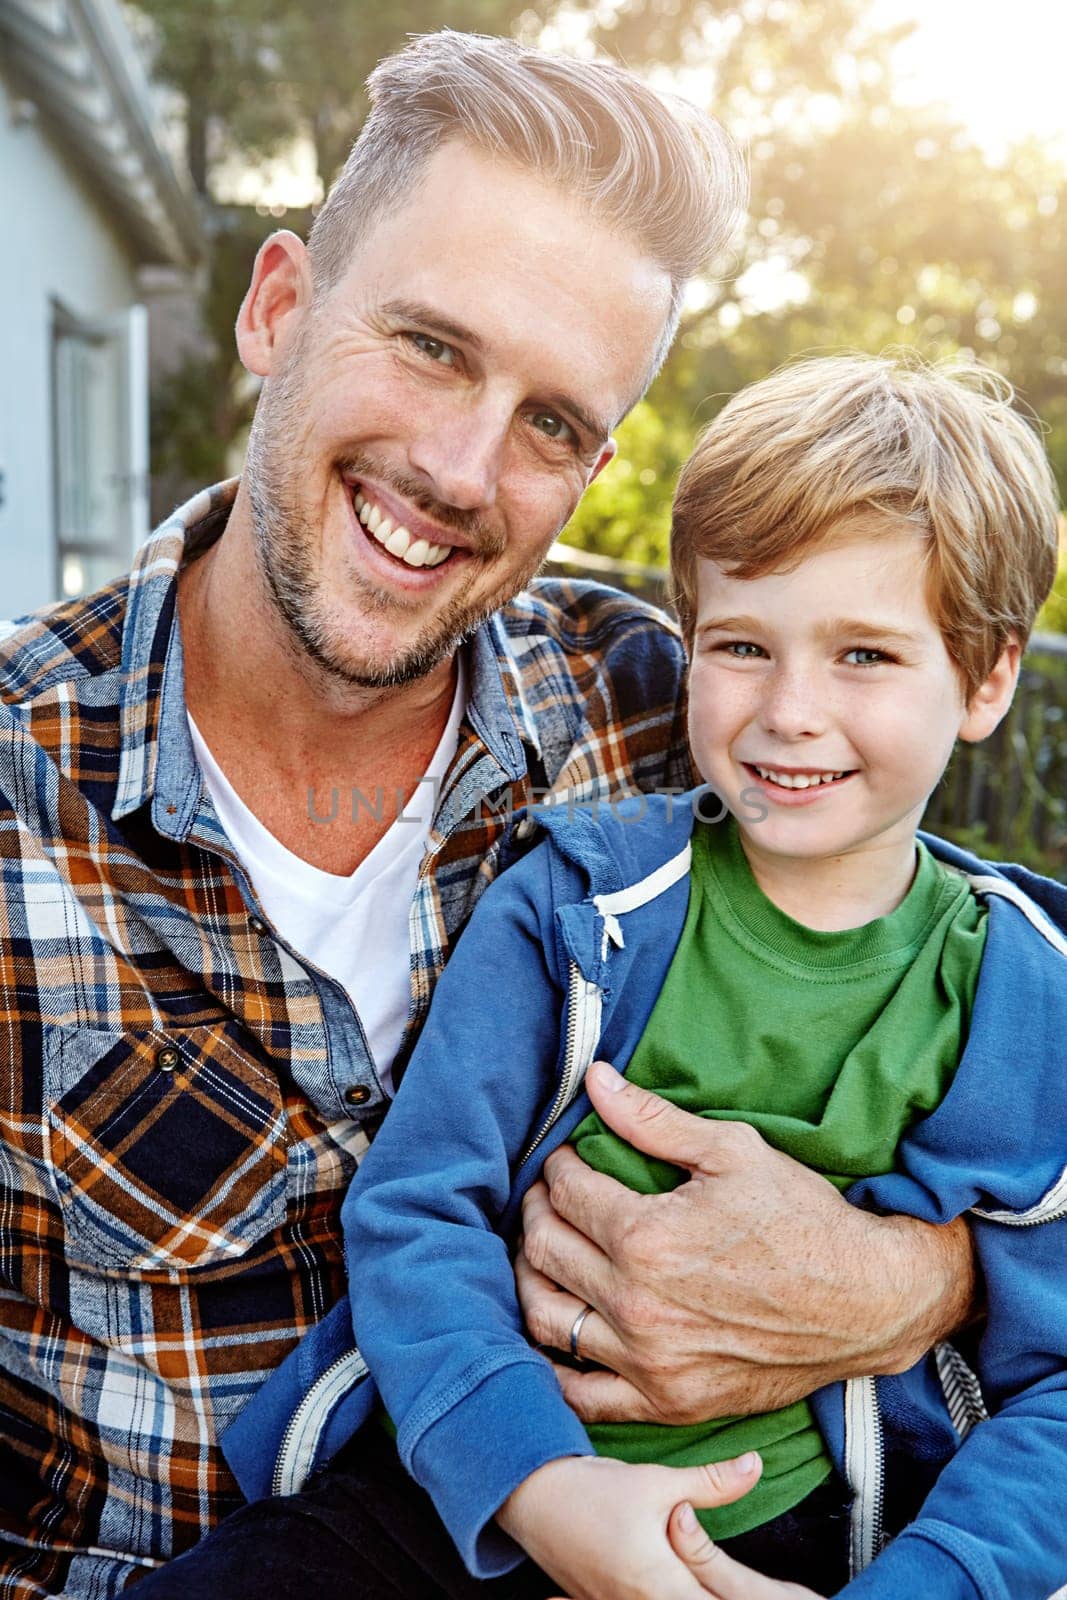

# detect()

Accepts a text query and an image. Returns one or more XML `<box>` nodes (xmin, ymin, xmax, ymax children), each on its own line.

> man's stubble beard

<box><xmin>243</xmin><ymin>358</ymin><xmax>552</xmax><ymax>691</ymax></box>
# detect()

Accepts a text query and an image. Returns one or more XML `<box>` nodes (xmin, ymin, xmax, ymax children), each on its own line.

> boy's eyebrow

<box><xmin>815</xmin><ymin>618</ymin><xmax>927</xmax><ymax>648</ymax></box>
<box><xmin>695</xmin><ymin>614</ymin><xmax>768</xmax><ymax>639</ymax></box>
<box><xmin>695</xmin><ymin>615</ymin><xmax>927</xmax><ymax>648</ymax></box>
<box><xmin>380</xmin><ymin>297</ymin><xmax>611</xmax><ymax>442</ymax></box>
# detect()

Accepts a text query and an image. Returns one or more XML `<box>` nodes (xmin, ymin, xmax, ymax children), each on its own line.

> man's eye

<box><xmin>407</xmin><ymin>332</ymin><xmax>455</xmax><ymax>366</ymax></box>
<box><xmin>844</xmin><ymin>647</ymin><xmax>892</xmax><ymax>665</ymax></box>
<box><xmin>529</xmin><ymin>411</ymin><xmax>576</xmax><ymax>445</ymax></box>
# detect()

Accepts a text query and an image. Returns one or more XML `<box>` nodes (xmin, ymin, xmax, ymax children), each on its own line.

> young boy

<box><xmin>242</xmin><ymin>355</ymin><xmax>1067</xmax><ymax>1600</ymax></box>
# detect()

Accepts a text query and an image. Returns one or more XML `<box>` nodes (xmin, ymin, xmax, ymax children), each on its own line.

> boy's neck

<box><xmin>736</xmin><ymin>829</ymin><xmax>921</xmax><ymax>932</ymax></box>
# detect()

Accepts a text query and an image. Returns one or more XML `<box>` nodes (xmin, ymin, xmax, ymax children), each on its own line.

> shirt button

<box><xmin>514</xmin><ymin>817</ymin><xmax>536</xmax><ymax>841</ymax></box>
<box><xmin>344</xmin><ymin>1084</ymin><xmax>372</xmax><ymax>1108</ymax></box>
<box><xmin>156</xmin><ymin>1045</ymin><xmax>180</xmax><ymax>1072</ymax></box>
<box><xmin>249</xmin><ymin>915</ymin><xmax>268</xmax><ymax>936</ymax></box>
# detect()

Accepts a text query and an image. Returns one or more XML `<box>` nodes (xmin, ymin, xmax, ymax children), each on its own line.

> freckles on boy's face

<box><xmin>684</xmin><ymin>522</ymin><xmax>977</xmax><ymax>866</ymax></box>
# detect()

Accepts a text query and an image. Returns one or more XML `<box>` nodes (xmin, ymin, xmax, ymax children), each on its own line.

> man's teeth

<box><xmin>754</xmin><ymin>766</ymin><xmax>848</xmax><ymax>789</ymax></box>
<box><xmin>354</xmin><ymin>491</ymin><xmax>451</xmax><ymax>569</ymax></box>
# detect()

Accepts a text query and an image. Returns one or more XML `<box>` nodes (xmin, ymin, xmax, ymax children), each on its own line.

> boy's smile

<box><xmin>687</xmin><ymin>515</ymin><xmax>1019</xmax><ymax>923</ymax></box>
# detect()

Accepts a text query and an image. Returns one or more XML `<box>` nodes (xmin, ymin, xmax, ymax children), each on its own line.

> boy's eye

<box><xmin>721</xmin><ymin>640</ymin><xmax>766</xmax><ymax>658</ymax></box>
<box><xmin>844</xmin><ymin>647</ymin><xmax>893</xmax><ymax>666</ymax></box>
<box><xmin>407</xmin><ymin>332</ymin><xmax>456</xmax><ymax>366</ymax></box>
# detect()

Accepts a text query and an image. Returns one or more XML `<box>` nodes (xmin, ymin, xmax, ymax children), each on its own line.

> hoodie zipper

<box><xmin>972</xmin><ymin>1161</ymin><xmax>1067</xmax><ymax>1227</ymax></box>
<box><xmin>845</xmin><ymin>1374</ymin><xmax>885</xmax><ymax>1576</ymax></box>
<box><xmin>272</xmin><ymin>1347</ymin><xmax>368</xmax><ymax>1497</ymax></box>
<box><xmin>270</xmin><ymin>960</ymin><xmax>602</xmax><ymax>1495</ymax></box>
<box><xmin>518</xmin><ymin>961</ymin><xmax>602</xmax><ymax>1170</ymax></box>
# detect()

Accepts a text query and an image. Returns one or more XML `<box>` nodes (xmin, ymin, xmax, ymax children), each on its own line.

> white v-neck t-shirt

<box><xmin>187</xmin><ymin>660</ymin><xmax>467</xmax><ymax>1097</ymax></box>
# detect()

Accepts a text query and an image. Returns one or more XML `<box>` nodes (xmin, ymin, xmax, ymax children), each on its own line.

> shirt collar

<box><xmin>465</xmin><ymin>615</ymin><xmax>543</xmax><ymax>782</ymax></box>
<box><xmin>111</xmin><ymin>478</ymin><xmax>540</xmax><ymax>825</ymax></box>
<box><xmin>112</xmin><ymin>483</ymin><xmax>234</xmax><ymax>824</ymax></box>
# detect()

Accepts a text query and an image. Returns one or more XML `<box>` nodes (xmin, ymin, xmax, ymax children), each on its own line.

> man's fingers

<box><xmin>584</xmin><ymin>1061</ymin><xmax>763</xmax><ymax>1173</ymax></box>
<box><xmin>668</xmin><ymin>1500</ymin><xmax>821</xmax><ymax>1600</ymax></box>
<box><xmin>548</xmin><ymin>1359</ymin><xmax>657</xmax><ymax>1420</ymax></box>
<box><xmin>519</xmin><ymin>1180</ymin><xmax>616</xmax><ymax>1313</ymax></box>
<box><xmin>539</xmin><ymin>1142</ymin><xmax>642</xmax><ymax>1255</ymax></box>
<box><xmin>514</xmin><ymin>1250</ymin><xmax>634</xmax><ymax>1372</ymax></box>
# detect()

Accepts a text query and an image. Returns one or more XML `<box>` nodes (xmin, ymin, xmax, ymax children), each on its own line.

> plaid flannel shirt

<box><xmin>0</xmin><ymin>480</ymin><xmax>690</xmax><ymax>1597</ymax></box>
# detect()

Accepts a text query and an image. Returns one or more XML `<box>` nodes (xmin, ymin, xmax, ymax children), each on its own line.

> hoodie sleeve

<box><xmin>342</xmin><ymin>838</ymin><xmax>596</xmax><ymax>1578</ymax></box>
<box><xmin>835</xmin><ymin>1216</ymin><xmax>1067</xmax><ymax>1600</ymax></box>
<box><xmin>838</xmin><ymin>891</ymin><xmax>1067</xmax><ymax>1600</ymax></box>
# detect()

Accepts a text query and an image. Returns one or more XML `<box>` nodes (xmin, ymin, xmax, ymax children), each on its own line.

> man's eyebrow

<box><xmin>381</xmin><ymin>298</ymin><xmax>488</xmax><ymax>355</ymax></box>
<box><xmin>381</xmin><ymin>297</ymin><xmax>612</xmax><ymax>444</ymax></box>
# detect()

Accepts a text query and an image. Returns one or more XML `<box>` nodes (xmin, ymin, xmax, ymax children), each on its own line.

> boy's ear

<box><xmin>958</xmin><ymin>637</ymin><xmax>1022</xmax><ymax>744</ymax></box>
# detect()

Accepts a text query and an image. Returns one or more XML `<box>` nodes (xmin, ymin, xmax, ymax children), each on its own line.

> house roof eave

<box><xmin>0</xmin><ymin>0</ymin><xmax>204</xmax><ymax>268</ymax></box>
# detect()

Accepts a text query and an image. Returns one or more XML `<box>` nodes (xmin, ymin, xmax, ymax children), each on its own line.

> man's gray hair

<box><xmin>308</xmin><ymin>30</ymin><xmax>747</xmax><ymax>383</ymax></box>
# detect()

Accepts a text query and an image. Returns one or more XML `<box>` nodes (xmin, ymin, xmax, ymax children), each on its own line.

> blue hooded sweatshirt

<box><xmin>224</xmin><ymin>796</ymin><xmax>1067</xmax><ymax>1600</ymax></box>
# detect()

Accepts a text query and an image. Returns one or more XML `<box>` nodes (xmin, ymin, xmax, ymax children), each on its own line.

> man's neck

<box><xmin>177</xmin><ymin>488</ymin><xmax>460</xmax><ymax>876</ymax></box>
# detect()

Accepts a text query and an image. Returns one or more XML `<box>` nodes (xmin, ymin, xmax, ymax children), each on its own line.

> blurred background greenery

<box><xmin>131</xmin><ymin>0</ymin><xmax>1066</xmax><ymax>874</ymax></box>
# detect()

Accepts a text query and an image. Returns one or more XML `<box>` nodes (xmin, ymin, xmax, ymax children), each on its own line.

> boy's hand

<box><xmin>665</xmin><ymin>1501</ymin><xmax>825</xmax><ymax>1599</ymax></box>
<box><xmin>517</xmin><ymin>1060</ymin><xmax>976</xmax><ymax>1423</ymax></box>
<box><xmin>496</xmin><ymin>1450</ymin><xmax>766</xmax><ymax>1600</ymax></box>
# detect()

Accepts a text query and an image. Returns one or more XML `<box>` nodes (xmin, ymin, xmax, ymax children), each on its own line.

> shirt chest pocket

<box><xmin>46</xmin><ymin>1021</ymin><xmax>289</xmax><ymax>1276</ymax></box>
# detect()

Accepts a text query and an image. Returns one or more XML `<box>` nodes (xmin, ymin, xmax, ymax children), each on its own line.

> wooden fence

<box><xmin>545</xmin><ymin>546</ymin><xmax>1067</xmax><ymax>880</ymax></box>
<box><xmin>923</xmin><ymin>633</ymin><xmax>1067</xmax><ymax>879</ymax></box>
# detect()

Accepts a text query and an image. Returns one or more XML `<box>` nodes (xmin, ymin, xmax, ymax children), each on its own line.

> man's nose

<box><xmin>759</xmin><ymin>665</ymin><xmax>828</xmax><ymax>740</ymax></box>
<box><xmin>407</xmin><ymin>398</ymin><xmax>509</xmax><ymax>512</ymax></box>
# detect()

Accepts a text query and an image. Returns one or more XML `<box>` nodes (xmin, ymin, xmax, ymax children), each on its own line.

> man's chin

<box><xmin>298</xmin><ymin>608</ymin><xmax>475</xmax><ymax>690</ymax></box>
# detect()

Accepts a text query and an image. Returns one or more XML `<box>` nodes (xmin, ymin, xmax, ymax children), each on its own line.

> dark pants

<box><xmin>131</xmin><ymin>1428</ymin><xmax>852</xmax><ymax>1598</ymax></box>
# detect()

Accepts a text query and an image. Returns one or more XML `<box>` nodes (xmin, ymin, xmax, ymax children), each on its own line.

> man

<box><xmin>0</xmin><ymin>31</ymin><xmax>973</xmax><ymax>1599</ymax></box>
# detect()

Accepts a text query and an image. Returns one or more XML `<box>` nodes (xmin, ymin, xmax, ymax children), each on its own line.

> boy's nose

<box><xmin>758</xmin><ymin>669</ymin><xmax>828</xmax><ymax>741</ymax></box>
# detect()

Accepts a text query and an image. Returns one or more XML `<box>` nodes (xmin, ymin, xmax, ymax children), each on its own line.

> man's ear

<box><xmin>588</xmin><ymin>437</ymin><xmax>618</xmax><ymax>485</ymax></box>
<box><xmin>235</xmin><ymin>231</ymin><xmax>313</xmax><ymax>378</ymax></box>
<box><xmin>958</xmin><ymin>636</ymin><xmax>1022</xmax><ymax>744</ymax></box>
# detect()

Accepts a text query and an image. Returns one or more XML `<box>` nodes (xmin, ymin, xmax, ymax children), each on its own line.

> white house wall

<box><xmin>0</xmin><ymin>69</ymin><xmax>140</xmax><ymax>619</ymax></box>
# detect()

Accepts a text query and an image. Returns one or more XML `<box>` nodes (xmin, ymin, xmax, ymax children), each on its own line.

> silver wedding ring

<box><xmin>569</xmin><ymin>1303</ymin><xmax>593</xmax><ymax>1363</ymax></box>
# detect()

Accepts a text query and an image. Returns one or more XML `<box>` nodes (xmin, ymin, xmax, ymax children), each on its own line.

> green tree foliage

<box><xmin>128</xmin><ymin>0</ymin><xmax>544</xmax><ymax>195</ymax></box>
<box><xmin>1037</xmin><ymin>538</ymin><xmax>1067</xmax><ymax>635</ymax></box>
<box><xmin>134</xmin><ymin>0</ymin><xmax>1066</xmax><ymax>625</ymax></box>
<box><xmin>150</xmin><ymin>204</ymin><xmax>294</xmax><ymax>494</ymax></box>
<box><xmin>523</xmin><ymin>6</ymin><xmax>1064</xmax><ymax>586</ymax></box>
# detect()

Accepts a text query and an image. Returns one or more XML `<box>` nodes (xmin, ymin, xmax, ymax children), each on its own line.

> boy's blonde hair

<box><xmin>671</xmin><ymin>353</ymin><xmax>1061</xmax><ymax>698</ymax></box>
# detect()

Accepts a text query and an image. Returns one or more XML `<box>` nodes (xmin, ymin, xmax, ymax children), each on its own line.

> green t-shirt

<box><xmin>571</xmin><ymin>819</ymin><xmax>988</xmax><ymax>1539</ymax></box>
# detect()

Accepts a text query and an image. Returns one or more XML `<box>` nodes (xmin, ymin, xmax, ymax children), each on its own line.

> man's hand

<box><xmin>517</xmin><ymin>1061</ymin><xmax>977</xmax><ymax>1424</ymax></box>
<box><xmin>497</xmin><ymin>1450</ymin><xmax>771</xmax><ymax>1600</ymax></box>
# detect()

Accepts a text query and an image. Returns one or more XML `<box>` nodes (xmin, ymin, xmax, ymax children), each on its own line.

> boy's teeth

<box><xmin>354</xmin><ymin>489</ymin><xmax>452</xmax><ymax>568</ymax></box>
<box><xmin>755</xmin><ymin>766</ymin><xmax>845</xmax><ymax>788</ymax></box>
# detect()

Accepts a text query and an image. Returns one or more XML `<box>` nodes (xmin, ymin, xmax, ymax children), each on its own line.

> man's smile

<box><xmin>354</xmin><ymin>491</ymin><xmax>453</xmax><ymax>569</ymax></box>
<box><xmin>340</xmin><ymin>471</ymin><xmax>484</xmax><ymax>590</ymax></box>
